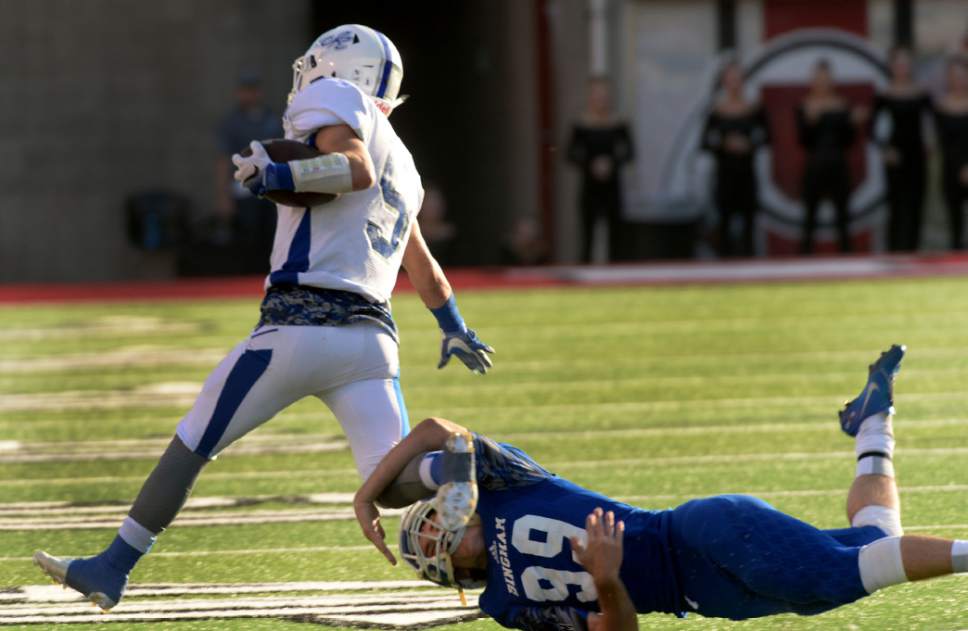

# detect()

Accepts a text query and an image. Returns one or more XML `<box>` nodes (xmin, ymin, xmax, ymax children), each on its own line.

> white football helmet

<box><xmin>399</xmin><ymin>499</ymin><xmax>485</xmax><ymax>590</ymax></box>
<box><xmin>289</xmin><ymin>24</ymin><xmax>405</xmax><ymax>114</ymax></box>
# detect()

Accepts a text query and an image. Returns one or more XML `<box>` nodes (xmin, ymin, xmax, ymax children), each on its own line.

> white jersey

<box><xmin>269</xmin><ymin>78</ymin><xmax>423</xmax><ymax>304</ymax></box>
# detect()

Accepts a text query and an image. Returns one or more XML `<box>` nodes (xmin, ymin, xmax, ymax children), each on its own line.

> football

<box><xmin>240</xmin><ymin>139</ymin><xmax>339</xmax><ymax>208</ymax></box>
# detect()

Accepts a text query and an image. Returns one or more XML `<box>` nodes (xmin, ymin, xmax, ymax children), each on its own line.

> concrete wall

<box><xmin>0</xmin><ymin>0</ymin><xmax>310</xmax><ymax>282</ymax></box>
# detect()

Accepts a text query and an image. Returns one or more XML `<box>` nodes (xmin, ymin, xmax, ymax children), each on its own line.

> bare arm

<box><xmin>405</xmin><ymin>206</ymin><xmax>494</xmax><ymax>373</ymax></box>
<box><xmin>572</xmin><ymin>509</ymin><xmax>638</xmax><ymax>631</ymax></box>
<box><xmin>353</xmin><ymin>417</ymin><xmax>468</xmax><ymax>563</ymax></box>
<box><xmin>402</xmin><ymin>221</ymin><xmax>452</xmax><ymax>309</ymax></box>
<box><xmin>313</xmin><ymin>124</ymin><xmax>376</xmax><ymax>191</ymax></box>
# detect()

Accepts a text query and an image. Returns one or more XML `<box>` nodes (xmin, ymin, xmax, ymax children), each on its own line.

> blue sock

<box><xmin>102</xmin><ymin>535</ymin><xmax>144</xmax><ymax>575</ymax></box>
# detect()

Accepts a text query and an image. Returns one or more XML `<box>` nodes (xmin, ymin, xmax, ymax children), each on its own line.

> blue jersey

<box><xmin>463</xmin><ymin>434</ymin><xmax>684</xmax><ymax>629</ymax></box>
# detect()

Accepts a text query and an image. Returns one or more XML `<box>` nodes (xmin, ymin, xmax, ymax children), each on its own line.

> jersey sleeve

<box><xmin>507</xmin><ymin>605</ymin><xmax>589</xmax><ymax>631</ymax></box>
<box><xmin>284</xmin><ymin>78</ymin><xmax>374</xmax><ymax>143</ymax></box>
<box><xmin>473</xmin><ymin>433</ymin><xmax>552</xmax><ymax>491</ymax></box>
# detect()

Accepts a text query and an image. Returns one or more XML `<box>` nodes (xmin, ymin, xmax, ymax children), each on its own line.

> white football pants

<box><xmin>176</xmin><ymin>323</ymin><xmax>408</xmax><ymax>480</ymax></box>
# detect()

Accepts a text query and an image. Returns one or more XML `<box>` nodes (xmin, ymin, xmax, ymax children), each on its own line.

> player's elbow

<box><xmin>350</xmin><ymin>157</ymin><xmax>376</xmax><ymax>191</ymax></box>
<box><xmin>414</xmin><ymin>417</ymin><xmax>462</xmax><ymax>448</ymax></box>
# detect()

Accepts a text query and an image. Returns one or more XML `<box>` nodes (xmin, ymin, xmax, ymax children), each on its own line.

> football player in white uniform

<box><xmin>34</xmin><ymin>24</ymin><xmax>493</xmax><ymax>611</ymax></box>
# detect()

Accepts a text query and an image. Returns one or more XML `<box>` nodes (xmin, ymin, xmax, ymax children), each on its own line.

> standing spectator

<box><xmin>214</xmin><ymin>73</ymin><xmax>284</xmax><ymax>259</ymax></box>
<box><xmin>869</xmin><ymin>48</ymin><xmax>931</xmax><ymax>252</ymax></box>
<box><xmin>499</xmin><ymin>216</ymin><xmax>550</xmax><ymax>266</ymax></box>
<box><xmin>932</xmin><ymin>57</ymin><xmax>968</xmax><ymax>250</ymax></box>
<box><xmin>566</xmin><ymin>77</ymin><xmax>635</xmax><ymax>263</ymax></box>
<box><xmin>701</xmin><ymin>60</ymin><xmax>771</xmax><ymax>257</ymax></box>
<box><xmin>796</xmin><ymin>59</ymin><xmax>862</xmax><ymax>254</ymax></box>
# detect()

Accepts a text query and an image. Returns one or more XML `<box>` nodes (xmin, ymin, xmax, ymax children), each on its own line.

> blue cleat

<box><xmin>839</xmin><ymin>344</ymin><xmax>906</xmax><ymax>437</ymax></box>
<box><xmin>34</xmin><ymin>550</ymin><xmax>129</xmax><ymax>611</ymax></box>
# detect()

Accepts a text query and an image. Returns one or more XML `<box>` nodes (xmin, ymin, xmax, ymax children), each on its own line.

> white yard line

<box><xmin>0</xmin><ymin>348</ymin><xmax>227</xmax><ymax>373</ymax></box>
<box><xmin>5</xmin><ymin>385</ymin><xmax>968</xmax><ymax>413</ymax></box>
<box><xmin>0</xmin><ymin>468</ymin><xmax>361</xmax><ymax>488</ymax></box>
<box><xmin>0</xmin><ymin>583</ymin><xmax>481</xmax><ymax>628</ymax></box>
<box><xmin>0</xmin><ymin>439</ymin><xmax>347</xmax><ymax>463</ymax></box>
<box><xmin>0</xmin><ymin>545</ymin><xmax>382</xmax><ymax>562</ymax></box>
<box><xmin>0</xmin><ymin>316</ymin><xmax>201</xmax><ymax>342</ymax></box>
<box><xmin>4</xmin><ymin>441</ymin><xmax>968</xmax><ymax>489</ymax></box>
<box><xmin>551</xmin><ymin>446</ymin><xmax>968</xmax><ymax>468</ymax></box>
<box><xmin>1</xmin><ymin>482</ymin><xmax>966</xmax><ymax>533</ymax></box>
<box><xmin>8</xmin><ymin>521</ymin><xmax>968</xmax><ymax>563</ymax></box>
<box><xmin>7</xmin><ymin>415</ymin><xmax>968</xmax><ymax>465</ymax></box>
<box><xmin>5</xmin><ymin>417</ymin><xmax>968</xmax><ymax>464</ymax></box>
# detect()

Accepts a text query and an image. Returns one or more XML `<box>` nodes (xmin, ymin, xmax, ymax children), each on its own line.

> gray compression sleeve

<box><xmin>376</xmin><ymin>453</ymin><xmax>435</xmax><ymax>508</ymax></box>
<box><xmin>128</xmin><ymin>435</ymin><xmax>208</xmax><ymax>533</ymax></box>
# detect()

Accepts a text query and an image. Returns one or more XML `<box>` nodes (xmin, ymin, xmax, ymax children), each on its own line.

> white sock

<box><xmin>851</xmin><ymin>504</ymin><xmax>903</xmax><ymax>536</ymax></box>
<box><xmin>858</xmin><ymin>536</ymin><xmax>907</xmax><ymax>593</ymax></box>
<box><xmin>953</xmin><ymin>540</ymin><xmax>968</xmax><ymax>573</ymax></box>
<box><xmin>118</xmin><ymin>516</ymin><xmax>158</xmax><ymax>554</ymax></box>
<box><xmin>418</xmin><ymin>453</ymin><xmax>440</xmax><ymax>490</ymax></box>
<box><xmin>855</xmin><ymin>413</ymin><xmax>895</xmax><ymax>478</ymax></box>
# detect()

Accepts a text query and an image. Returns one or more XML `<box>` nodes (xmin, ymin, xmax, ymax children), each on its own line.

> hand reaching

<box><xmin>438</xmin><ymin>328</ymin><xmax>494</xmax><ymax>374</ymax></box>
<box><xmin>571</xmin><ymin>507</ymin><xmax>624</xmax><ymax>583</ymax></box>
<box><xmin>353</xmin><ymin>499</ymin><xmax>397</xmax><ymax>565</ymax></box>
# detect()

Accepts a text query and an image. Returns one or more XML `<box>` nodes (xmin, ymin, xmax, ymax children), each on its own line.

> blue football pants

<box><xmin>669</xmin><ymin>494</ymin><xmax>888</xmax><ymax>619</ymax></box>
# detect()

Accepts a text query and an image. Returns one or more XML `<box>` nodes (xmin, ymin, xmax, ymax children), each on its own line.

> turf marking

<box><xmin>2</xmin><ymin>482</ymin><xmax>967</xmax><ymax>532</ymax></box>
<box><xmin>6</xmin><ymin>385</ymin><xmax>968</xmax><ymax>414</ymax></box>
<box><xmin>4</xmin><ymin>415</ymin><xmax>967</xmax><ymax>464</ymax></box>
<box><xmin>0</xmin><ymin>581</ymin><xmax>482</xmax><ymax>627</ymax></box>
<box><xmin>0</xmin><ymin>348</ymin><xmax>227</xmax><ymax>373</ymax></box>
<box><xmin>0</xmin><ymin>434</ymin><xmax>347</xmax><ymax>463</ymax></box>
<box><xmin>0</xmin><ymin>316</ymin><xmax>201</xmax><ymax>342</ymax></box>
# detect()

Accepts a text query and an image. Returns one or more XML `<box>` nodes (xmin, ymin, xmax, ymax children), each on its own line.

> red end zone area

<box><xmin>4</xmin><ymin>255</ymin><xmax>968</xmax><ymax>304</ymax></box>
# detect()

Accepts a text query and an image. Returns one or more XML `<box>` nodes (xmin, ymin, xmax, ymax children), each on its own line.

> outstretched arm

<box><xmin>353</xmin><ymin>417</ymin><xmax>469</xmax><ymax>564</ymax></box>
<box><xmin>402</xmin><ymin>220</ymin><xmax>452</xmax><ymax>309</ymax></box>
<box><xmin>403</xmin><ymin>223</ymin><xmax>494</xmax><ymax>374</ymax></box>
<box><xmin>572</xmin><ymin>508</ymin><xmax>638</xmax><ymax>631</ymax></box>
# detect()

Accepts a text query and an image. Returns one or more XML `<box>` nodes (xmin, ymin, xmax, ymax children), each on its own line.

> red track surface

<box><xmin>0</xmin><ymin>269</ymin><xmax>563</xmax><ymax>304</ymax></box>
<box><xmin>3</xmin><ymin>255</ymin><xmax>968</xmax><ymax>304</ymax></box>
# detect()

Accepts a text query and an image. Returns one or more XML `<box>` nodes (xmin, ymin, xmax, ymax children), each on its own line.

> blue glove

<box><xmin>431</xmin><ymin>295</ymin><xmax>494</xmax><ymax>374</ymax></box>
<box><xmin>439</xmin><ymin>328</ymin><xmax>494</xmax><ymax>374</ymax></box>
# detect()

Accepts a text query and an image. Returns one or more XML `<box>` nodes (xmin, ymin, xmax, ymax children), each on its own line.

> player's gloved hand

<box><xmin>430</xmin><ymin>295</ymin><xmax>494</xmax><ymax>375</ymax></box>
<box><xmin>231</xmin><ymin>141</ymin><xmax>271</xmax><ymax>193</ymax></box>
<box><xmin>232</xmin><ymin>140</ymin><xmax>299</xmax><ymax>198</ymax></box>
<box><xmin>439</xmin><ymin>328</ymin><xmax>494</xmax><ymax>374</ymax></box>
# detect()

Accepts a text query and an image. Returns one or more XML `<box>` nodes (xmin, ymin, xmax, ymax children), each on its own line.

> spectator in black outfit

<box><xmin>796</xmin><ymin>59</ymin><xmax>862</xmax><ymax>254</ymax></box>
<box><xmin>214</xmin><ymin>74</ymin><xmax>284</xmax><ymax>260</ymax></box>
<box><xmin>567</xmin><ymin>77</ymin><xmax>634</xmax><ymax>263</ymax></box>
<box><xmin>932</xmin><ymin>57</ymin><xmax>968</xmax><ymax>250</ymax></box>
<box><xmin>869</xmin><ymin>48</ymin><xmax>931</xmax><ymax>252</ymax></box>
<box><xmin>701</xmin><ymin>60</ymin><xmax>771</xmax><ymax>257</ymax></box>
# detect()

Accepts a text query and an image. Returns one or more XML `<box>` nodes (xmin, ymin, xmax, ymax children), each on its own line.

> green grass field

<box><xmin>2</xmin><ymin>277</ymin><xmax>968</xmax><ymax>630</ymax></box>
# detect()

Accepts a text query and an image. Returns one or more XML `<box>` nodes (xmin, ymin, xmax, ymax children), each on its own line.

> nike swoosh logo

<box><xmin>860</xmin><ymin>381</ymin><xmax>880</xmax><ymax>413</ymax></box>
<box><xmin>684</xmin><ymin>595</ymin><xmax>699</xmax><ymax>610</ymax></box>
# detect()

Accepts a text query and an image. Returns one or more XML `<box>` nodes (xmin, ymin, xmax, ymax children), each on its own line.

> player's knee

<box><xmin>706</xmin><ymin>494</ymin><xmax>777</xmax><ymax>523</ymax></box>
<box><xmin>851</xmin><ymin>505</ymin><xmax>903</xmax><ymax>537</ymax></box>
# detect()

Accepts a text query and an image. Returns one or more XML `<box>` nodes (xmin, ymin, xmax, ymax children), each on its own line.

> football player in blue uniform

<box><xmin>354</xmin><ymin>345</ymin><xmax>968</xmax><ymax>629</ymax></box>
